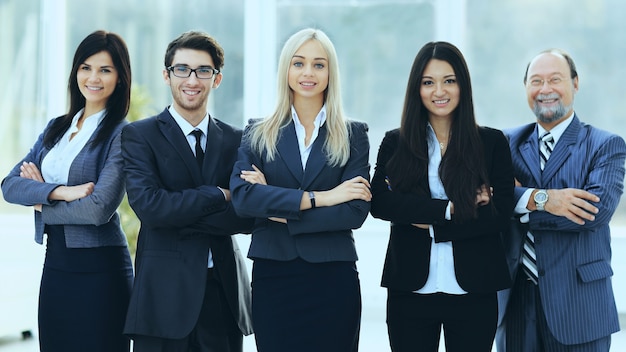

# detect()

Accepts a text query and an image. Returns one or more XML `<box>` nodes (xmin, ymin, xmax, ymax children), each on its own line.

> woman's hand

<box><xmin>476</xmin><ymin>184</ymin><xmax>492</xmax><ymax>206</ymax></box>
<box><xmin>316</xmin><ymin>176</ymin><xmax>371</xmax><ymax>207</ymax></box>
<box><xmin>240</xmin><ymin>165</ymin><xmax>287</xmax><ymax>223</ymax></box>
<box><xmin>20</xmin><ymin>162</ymin><xmax>45</xmax><ymax>211</ymax></box>
<box><xmin>20</xmin><ymin>162</ymin><xmax>44</xmax><ymax>182</ymax></box>
<box><xmin>240</xmin><ymin>164</ymin><xmax>267</xmax><ymax>185</ymax></box>
<box><xmin>49</xmin><ymin>183</ymin><xmax>95</xmax><ymax>202</ymax></box>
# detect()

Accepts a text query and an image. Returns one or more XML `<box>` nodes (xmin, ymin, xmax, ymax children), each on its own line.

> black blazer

<box><xmin>370</xmin><ymin>127</ymin><xmax>514</xmax><ymax>293</ymax></box>
<box><xmin>121</xmin><ymin>109</ymin><xmax>254</xmax><ymax>338</ymax></box>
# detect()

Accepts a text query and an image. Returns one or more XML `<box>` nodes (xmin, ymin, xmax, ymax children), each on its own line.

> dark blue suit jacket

<box><xmin>230</xmin><ymin>120</ymin><xmax>370</xmax><ymax>263</ymax></box>
<box><xmin>500</xmin><ymin>114</ymin><xmax>625</xmax><ymax>344</ymax></box>
<box><xmin>121</xmin><ymin>109</ymin><xmax>254</xmax><ymax>338</ymax></box>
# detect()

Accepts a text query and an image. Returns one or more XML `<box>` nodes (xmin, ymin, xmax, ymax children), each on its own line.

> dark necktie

<box><xmin>522</xmin><ymin>131</ymin><xmax>555</xmax><ymax>284</ymax></box>
<box><xmin>190</xmin><ymin>129</ymin><xmax>204</xmax><ymax>167</ymax></box>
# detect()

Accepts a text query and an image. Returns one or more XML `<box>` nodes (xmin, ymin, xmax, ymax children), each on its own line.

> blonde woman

<box><xmin>230</xmin><ymin>28</ymin><xmax>371</xmax><ymax>352</ymax></box>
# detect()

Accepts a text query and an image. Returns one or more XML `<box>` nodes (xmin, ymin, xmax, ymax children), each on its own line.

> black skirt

<box><xmin>38</xmin><ymin>225</ymin><xmax>133</xmax><ymax>352</ymax></box>
<box><xmin>251</xmin><ymin>257</ymin><xmax>362</xmax><ymax>352</ymax></box>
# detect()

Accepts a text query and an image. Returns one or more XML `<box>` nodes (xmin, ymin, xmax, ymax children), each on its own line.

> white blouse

<box><xmin>42</xmin><ymin>108</ymin><xmax>105</xmax><ymax>184</ymax></box>
<box><xmin>415</xmin><ymin>123</ymin><xmax>467</xmax><ymax>295</ymax></box>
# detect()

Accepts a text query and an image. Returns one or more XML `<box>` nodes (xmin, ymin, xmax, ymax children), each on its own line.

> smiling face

<box><xmin>288</xmin><ymin>39</ymin><xmax>329</xmax><ymax>104</ymax></box>
<box><xmin>525</xmin><ymin>52</ymin><xmax>578</xmax><ymax>128</ymax></box>
<box><xmin>76</xmin><ymin>51</ymin><xmax>118</xmax><ymax>113</ymax></box>
<box><xmin>164</xmin><ymin>48</ymin><xmax>222</xmax><ymax>124</ymax></box>
<box><xmin>419</xmin><ymin>59</ymin><xmax>460</xmax><ymax>121</ymax></box>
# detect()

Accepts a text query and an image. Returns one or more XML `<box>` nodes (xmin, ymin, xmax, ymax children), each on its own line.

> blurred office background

<box><xmin>1</xmin><ymin>0</ymin><xmax>625</xmax><ymax>349</ymax></box>
<box><xmin>2</xmin><ymin>0</ymin><xmax>626</xmax><ymax>202</ymax></box>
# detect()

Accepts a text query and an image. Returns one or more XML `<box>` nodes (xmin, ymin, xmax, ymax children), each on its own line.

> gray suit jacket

<box><xmin>1</xmin><ymin>117</ymin><xmax>128</xmax><ymax>248</ymax></box>
<box><xmin>499</xmin><ymin>114</ymin><xmax>625</xmax><ymax>344</ymax></box>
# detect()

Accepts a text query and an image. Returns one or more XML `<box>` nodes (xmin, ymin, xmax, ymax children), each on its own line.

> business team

<box><xmin>2</xmin><ymin>27</ymin><xmax>624</xmax><ymax>352</ymax></box>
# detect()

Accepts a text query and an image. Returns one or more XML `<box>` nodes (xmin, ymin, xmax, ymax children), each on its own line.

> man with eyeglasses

<box><xmin>121</xmin><ymin>30</ymin><xmax>253</xmax><ymax>352</ymax></box>
<box><xmin>497</xmin><ymin>49</ymin><xmax>625</xmax><ymax>351</ymax></box>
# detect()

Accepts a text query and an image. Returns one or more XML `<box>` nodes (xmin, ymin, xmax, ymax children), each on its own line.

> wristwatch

<box><xmin>533</xmin><ymin>189</ymin><xmax>548</xmax><ymax>211</ymax></box>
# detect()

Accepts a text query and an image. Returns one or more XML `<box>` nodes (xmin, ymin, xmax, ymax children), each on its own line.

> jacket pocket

<box><xmin>577</xmin><ymin>260</ymin><xmax>613</xmax><ymax>283</ymax></box>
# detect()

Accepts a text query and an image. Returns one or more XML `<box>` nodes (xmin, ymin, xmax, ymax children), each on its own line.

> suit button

<box><xmin>535</xmin><ymin>237</ymin><xmax>542</xmax><ymax>245</ymax></box>
<box><xmin>538</xmin><ymin>269</ymin><xmax>545</xmax><ymax>277</ymax></box>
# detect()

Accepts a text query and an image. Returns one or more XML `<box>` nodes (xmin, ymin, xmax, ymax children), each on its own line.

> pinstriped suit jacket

<box><xmin>1</xmin><ymin>116</ymin><xmax>128</xmax><ymax>248</ymax></box>
<box><xmin>501</xmin><ymin>114</ymin><xmax>625</xmax><ymax>345</ymax></box>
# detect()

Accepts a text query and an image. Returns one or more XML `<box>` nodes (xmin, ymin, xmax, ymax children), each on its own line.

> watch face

<box><xmin>535</xmin><ymin>192</ymin><xmax>547</xmax><ymax>202</ymax></box>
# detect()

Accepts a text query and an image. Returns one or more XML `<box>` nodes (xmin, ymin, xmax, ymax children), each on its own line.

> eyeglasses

<box><xmin>528</xmin><ymin>76</ymin><xmax>565</xmax><ymax>87</ymax></box>
<box><xmin>167</xmin><ymin>65</ymin><xmax>219</xmax><ymax>79</ymax></box>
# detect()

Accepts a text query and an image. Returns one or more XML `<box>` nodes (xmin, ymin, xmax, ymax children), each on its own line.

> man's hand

<box><xmin>544</xmin><ymin>188</ymin><xmax>599</xmax><ymax>225</ymax></box>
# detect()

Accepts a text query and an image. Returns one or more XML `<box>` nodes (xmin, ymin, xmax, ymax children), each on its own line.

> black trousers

<box><xmin>132</xmin><ymin>269</ymin><xmax>242</xmax><ymax>352</ymax></box>
<box><xmin>387</xmin><ymin>290</ymin><xmax>497</xmax><ymax>352</ymax></box>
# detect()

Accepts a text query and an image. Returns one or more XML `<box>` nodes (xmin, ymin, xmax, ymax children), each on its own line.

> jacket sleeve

<box><xmin>1</xmin><ymin>120</ymin><xmax>63</xmax><ymax>207</ymax></box>
<box><xmin>40</xmin><ymin>128</ymin><xmax>126</xmax><ymax>226</ymax></box>
<box><xmin>370</xmin><ymin>130</ymin><xmax>449</xmax><ymax>225</ymax></box>
<box><xmin>433</xmin><ymin>129</ymin><xmax>515</xmax><ymax>242</ymax></box>
<box><xmin>287</xmin><ymin>122</ymin><xmax>371</xmax><ymax>235</ymax></box>
<box><xmin>528</xmin><ymin>132</ymin><xmax>626</xmax><ymax>232</ymax></box>
<box><xmin>231</xmin><ymin>121</ymin><xmax>371</xmax><ymax>235</ymax></box>
<box><xmin>121</xmin><ymin>121</ymin><xmax>229</xmax><ymax>229</ymax></box>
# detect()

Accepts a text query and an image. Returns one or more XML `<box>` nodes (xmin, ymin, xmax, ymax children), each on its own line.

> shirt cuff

<box><xmin>515</xmin><ymin>189</ymin><xmax>533</xmax><ymax>215</ymax></box>
<box><xmin>515</xmin><ymin>189</ymin><xmax>534</xmax><ymax>223</ymax></box>
<box><xmin>218</xmin><ymin>187</ymin><xmax>227</xmax><ymax>201</ymax></box>
<box><xmin>428</xmin><ymin>225</ymin><xmax>435</xmax><ymax>239</ymax></box>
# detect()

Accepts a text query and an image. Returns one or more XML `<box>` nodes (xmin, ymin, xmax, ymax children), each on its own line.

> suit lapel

<box><xmin>518</xmin><ymin>125</ymin><xmax>542</xmax><ymax>186</ymax></box>
<box><xmin>541</xmin><ymin>116</ymin><xmax>580</xmax><ymax>184</ymax></box>
<box><xmin>157</xmin><ymin>111</ymin><xmax>204</xmax><ymax>185</ymax></box>
<box><xmin>276</xmin><ymin>123</ymin><xmax>304</xmax><ymax>183</ymax></box>
<box><xmin>204</xmin><ymin>116</ymin><xmax>223</xmax><ymax>183</ymax></box>
<box><xmin>301</xmin><ymin>125</ymin><xmax>328</xmax><ymax>190</ymax></box>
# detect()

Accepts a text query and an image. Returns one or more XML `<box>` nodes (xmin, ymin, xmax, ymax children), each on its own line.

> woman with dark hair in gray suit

<box><xmin>1</xmin><ymin>30</ymin><xmax>133</xmax><ymax>352</ymax></box>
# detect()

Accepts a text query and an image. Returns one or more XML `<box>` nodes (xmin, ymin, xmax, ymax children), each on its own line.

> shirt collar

<box><xmin>291</xmin><ymin>104</ymin><xmax>327</xmax><ymax>128</ymax></box>
<box><xmin>70</xmin><ymin>108</ymin><xmax>106</xmax><ymax>132</ymax></box>
<box><xmin>168</xmin><ymin>105</ymin><xmax>209</xmax><ymax>136</ymax></box>
<box><xmin>537</xmin><ymin>110</ymin><xmax>574</xmax><ymax>144</ymax></box>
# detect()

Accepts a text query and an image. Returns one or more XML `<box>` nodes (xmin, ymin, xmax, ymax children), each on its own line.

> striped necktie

<box><xmin>539</xmin><ymin>131</ymin><xmax>554</xmax><ymax>171</ymax></box>
<box><xmin>522</xmin><ymin>131</ymin><xmax>555</xmax><ymax>284</ymax></box>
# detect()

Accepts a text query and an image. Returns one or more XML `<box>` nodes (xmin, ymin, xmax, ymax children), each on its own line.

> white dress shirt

<box><xmin>292</xmin><ymin>105</ymin><xmax>327</xmax><ymax>171</ymax></box>
<box><xmin>415</xmin><ymin>123</ymin><xmax>467</xmax><ymax>295</ymax></box>
<box><xmin>167</xmin><ymin>106</ymin><xmax>214</xmax><ymax>268</ymax></box>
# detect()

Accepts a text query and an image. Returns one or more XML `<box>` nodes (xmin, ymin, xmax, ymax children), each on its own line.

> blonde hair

<box><xmin>248</xmin><ymin>28</ymin><xmax>350</xmax><ymax>167</ymax></box>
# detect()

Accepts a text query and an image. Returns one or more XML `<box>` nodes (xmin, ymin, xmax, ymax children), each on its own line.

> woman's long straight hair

<box><xmin>386</xmin><ymin>41</ymin><xmax>490</xmax><ymax>221</ymax></box>
<box><xmin>43</xmin><ymin>30</ymin><xmax>131</xmax><ymax>149</ymax></box>
<box><xmin>247</xmin><ymin>28</ymin><xmax>350</xmax><ymax>167</ymax></box>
